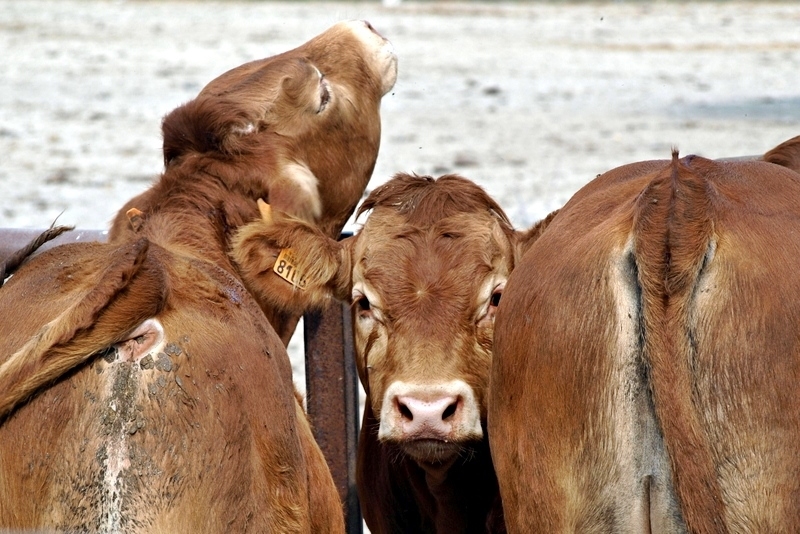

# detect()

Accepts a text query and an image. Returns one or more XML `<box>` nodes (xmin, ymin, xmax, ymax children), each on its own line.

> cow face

<box><xmin>349</xmin><ymin>203</ymin><xmax>514</xmax><ymax>465</ymax></box>
<box><xmin>233</xmin><ymin>174</ymin><xmax>534</xmax><ymax>466</ymax></box>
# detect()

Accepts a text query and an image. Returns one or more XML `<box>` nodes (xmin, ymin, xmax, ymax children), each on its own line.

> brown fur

<box><xmin>763</xmin><ymin>134</ymin><xmax>800</xmax><ymax>175</ymax></box>
<box><xmin>112</xmin><ymin>20</ymin><xmax>397</xmax><ymax>344</ymax></box>
<box><xmin>490</xmin><ymin>143</ymin><xmax>800</xmax><ymax>532</ymax></box>
<box><xmin>0</xmin><ymin>20</ymin><xmax>397</xmax><ymax>532</ymax></box>
<box><xmin>0</xmin><ymin>239</ymin><xmax>164</xmax><ymax>421</ymax></box>
<box><xmin>233</xmin><ymin>173</ymin><xmax>554</xmax><ymax>533</ymax></box>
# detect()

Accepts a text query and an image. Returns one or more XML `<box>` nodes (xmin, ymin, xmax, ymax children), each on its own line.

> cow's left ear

<box><xmin>512</xmin><ymin>209</ymin><xmax>560</xmax><ymax>265</ymax></box>
<box><xmin>231</xmin><ymin>204</ymin><xmax>354</xmax><ymax>316</ymax></box>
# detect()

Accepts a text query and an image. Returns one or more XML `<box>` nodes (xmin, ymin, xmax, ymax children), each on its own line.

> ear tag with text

<box><xmin>273</xmin><ymin>248</ymin><xmax>307</xmax><ymax>290</ymax></box>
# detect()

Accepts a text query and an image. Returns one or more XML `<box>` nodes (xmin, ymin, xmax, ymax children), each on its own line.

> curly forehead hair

<box><xmin>357</xmin><ymin>173</ymin><xmax>513</xmax><ymax>230</ymax></box>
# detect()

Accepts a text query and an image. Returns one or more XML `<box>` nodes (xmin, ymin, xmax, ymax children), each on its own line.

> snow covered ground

<box><xmin>2</xmin><ymin>0</ymin><xmax>799</xmax><ymax>394</ymax></box>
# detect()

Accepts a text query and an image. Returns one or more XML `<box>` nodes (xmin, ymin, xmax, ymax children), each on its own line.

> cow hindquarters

<box><xmin>490</xmin><ymin>232</ymin><xmax>685</xmax><ymax>532</ymax></box>
<box><xmin>633</xmin><ymin>156</ymin><xmax>800</xmax><ymax>532</ymax></box>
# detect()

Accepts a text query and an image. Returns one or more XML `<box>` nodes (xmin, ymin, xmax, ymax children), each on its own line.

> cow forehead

<box><xmin>352</xmin><ymin>211</ymin><xmax>512</xmax><ymax>308</ymax></box>
<box><xmin>357</xmin><ymin>210</ymin><xmax>508</xmax><ymax>262</ymax></box>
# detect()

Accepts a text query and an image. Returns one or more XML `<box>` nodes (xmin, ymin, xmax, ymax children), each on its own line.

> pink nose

<box><xmin>394</xmin><ymin>395</ymin><xmax>461</xmax><ymax>439</ymax></box>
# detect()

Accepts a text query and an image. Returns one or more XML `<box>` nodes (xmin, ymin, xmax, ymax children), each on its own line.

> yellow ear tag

<box><xmin>273</xmin><ymin>248</ymin><xmax>307</xmax><ymax>290</ymax></box>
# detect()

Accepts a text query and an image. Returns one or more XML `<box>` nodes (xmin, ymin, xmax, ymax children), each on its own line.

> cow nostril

<box><xmin>442</xmin><ymin>400</ymin><xmax>458</xmax><ymax>421</ymax></box>
<box><xmin>398</xmin><ymin>402</ymin><xmax>413</xmax><ymax>421</ymax></box>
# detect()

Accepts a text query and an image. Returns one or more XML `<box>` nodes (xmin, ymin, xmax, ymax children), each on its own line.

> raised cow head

<box><xmin>109</xmin><ymin>20</ymin><xmax>397</xmax><ymax>343</ymax></box>
<box><xmin>191</xmin><ymin>20</ymin><xmax>398</xmax><ymax>230</ymax></box>
<box><xmin>114</xmin><ymin>20</ymin><xmax>397</xmax><ymax>238</ymax></box>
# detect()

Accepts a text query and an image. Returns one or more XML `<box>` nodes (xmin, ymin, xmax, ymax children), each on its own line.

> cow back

<box><xmin>490</xmin><ymin>156</ymin><xmax>800</xmax><ymax>532</ymax></box>
<box><xmin>0</xmin><ymin>242</ymin><xmax>340</xmax><ymax>532</ymax></box>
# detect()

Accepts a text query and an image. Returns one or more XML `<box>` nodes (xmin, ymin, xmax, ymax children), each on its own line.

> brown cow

<box><xmin>111</xmin><ymin>19</ymin><xmax>397</xmax><ymax>345</ymax></box>
<box><xmin>232</xmin><ymin>173</ymin><xmax>553</xmax><ymax>533</ymax></box>
<box><xmin>0</xmin><ymin>20</ymin><xmax>396</xmax><ymax>533</ymax></box>
<box><xmin>764</xmin><ymin>134</ymin><xmax>800</xmax><ymax>175</ymax></box>
<box><xmin>489</xmin><ymin>146</ymin><xmax>800</xmax><ymax>532</ymax></box>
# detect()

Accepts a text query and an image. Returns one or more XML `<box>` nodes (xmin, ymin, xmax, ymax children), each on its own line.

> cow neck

<box><xmin>138</xmin><ymin>160</ymin><xmax>265</xmax><ymax>272</ymax></box>
<box><xmin>411</xmin><ymin>438</ymin><xmax>499</xmax><ymax>534</ymax></box>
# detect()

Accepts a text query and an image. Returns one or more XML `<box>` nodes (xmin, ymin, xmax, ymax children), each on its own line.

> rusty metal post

<box><xmin>304</xmin><ymin>301</ymin><xmax>362</xmax><ymax>534</ymax></box>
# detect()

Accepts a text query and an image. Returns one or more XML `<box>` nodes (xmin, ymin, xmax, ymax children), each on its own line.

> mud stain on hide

<box><xmin>98</xmin><ymin>360</ymin><xmax>143</xmax><ymax>533</ymax></box>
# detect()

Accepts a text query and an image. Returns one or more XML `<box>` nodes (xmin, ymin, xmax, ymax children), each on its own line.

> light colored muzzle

<box><xmin>346</xmin><ymin>20</ymin><xmax>398</xmax><ymax>96</ymax></box>
<box><xmin>378</xmin><ymin>379</ymin><xmax>483</xmax><ymax>442</ymax></box>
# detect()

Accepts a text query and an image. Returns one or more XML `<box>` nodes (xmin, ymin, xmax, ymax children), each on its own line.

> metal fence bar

<box><xmin>0</xmin><ymin>228</ymin><xmax>109</xmax><ymax>260</ymax></box>
<box><xmin>304</xmin><ymin>302</ymin><xmax>363</xmax><ymax>533</ymax></box>
<box><xmin>0</xmin><ymin>228</ymin><xmax>361</xmax><ymax>533</ymax></box>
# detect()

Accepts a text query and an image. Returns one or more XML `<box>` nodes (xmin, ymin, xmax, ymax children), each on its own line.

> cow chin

<box><xmin>398</xmin><ymin>438</ymin><xmax>476</xmax><ymax>466</ymax></box>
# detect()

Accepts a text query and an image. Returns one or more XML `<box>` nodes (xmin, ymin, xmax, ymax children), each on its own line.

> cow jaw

<box><xmin>378</xmin><ymin>379</ymin><xmax>483</xmax><ymax>463</ymax></box>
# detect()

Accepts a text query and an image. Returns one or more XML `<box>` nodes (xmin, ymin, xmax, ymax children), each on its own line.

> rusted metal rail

<box><xmin>0</xmin><ymin>228</ymin><xmax>362</xmax><ymax>533</ymax></box>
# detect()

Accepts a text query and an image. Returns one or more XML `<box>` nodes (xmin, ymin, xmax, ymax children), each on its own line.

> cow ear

<box><xmin>512</xmin><ymin>208</ymin><xmax>560</xmax><ymax>264</ymax></box>
<box><xmin>162</xmin><ymin>97</ymin><xmax>256</xmax><ymax>166</ymax></box>
<box><xmin>231</xmin><ymin>207</ymin><xmax>353</xmax><ymax>316</ymax></box>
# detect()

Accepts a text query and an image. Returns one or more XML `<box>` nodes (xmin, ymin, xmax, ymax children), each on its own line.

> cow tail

<box><xmin>0</xmin><ymin>225</ymin><xmax>73</xmax><ymax>287</ymax></box>
<box><xmin>0</xmin><ymin>238</ymin><xmax>167</xmax><ymax>422</ymax></box>
<box><xmin>632</xmin><ymin>151</ymin><xmax>727</xmax><ymax>534</ymax></box>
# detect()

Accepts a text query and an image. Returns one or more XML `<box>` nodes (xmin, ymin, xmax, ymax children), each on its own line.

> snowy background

<box><xmin>2</xmin><ymin>0</ymin><xmax>800</xmax><ymax>394</ymax></box>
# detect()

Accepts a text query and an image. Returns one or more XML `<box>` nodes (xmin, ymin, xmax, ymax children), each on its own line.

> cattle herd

<box><xmin>1</xmin><ymin>18</ymin><xmax>799</xmax><ymax>534</ymax></box>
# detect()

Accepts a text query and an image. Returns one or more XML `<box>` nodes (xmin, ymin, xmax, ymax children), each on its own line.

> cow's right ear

<box><xmin>231</xmin><ymin>205</ymin><xmax>354</xmax><ymax>316</ymax></box>
<box><xmin>512</xmin><ymin>209</ymin><xmax>560</xmax><ymax>265</ymax></box>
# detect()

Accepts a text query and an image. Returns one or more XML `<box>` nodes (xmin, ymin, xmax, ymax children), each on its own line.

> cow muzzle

<box><xmin>378</xmin><ymin>380</ymin><xmax>483</xmax><ymax>462</ymax></box>
<box><xmin>345</xmin><ymin>20</ymin><xmax>398</xmax><ymax>96</ymax></box>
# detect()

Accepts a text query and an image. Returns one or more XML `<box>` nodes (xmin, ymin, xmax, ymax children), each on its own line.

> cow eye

<box><xmin>490</xmin><ymin>289</ymin><xmax>502</xmax><ymax>308</ymax></box>
<box><xmin>478</xmin><ymin>282</ymin><xmax>505</xmax><ymax>326</ymax></box>
<box><xmin>317</xmin><ymin>76</ymin><xmax>331</xmax><ymax>113</ymax></box>
<box><xmin>352</xmin><ymin>291</ymin><xmax>374</xmax><ymax>320</ymax></box>
<box><xmin>356</xmin><ymin>295</ymin><xmax>371</xmax><ymax>312</ymax></box>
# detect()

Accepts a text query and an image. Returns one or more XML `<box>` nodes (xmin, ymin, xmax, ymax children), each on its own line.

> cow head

<box><xmin>117</xmin><ymin>20</ymin><xmax>397</xmax><ymax>238</ymax></box>
<box><xmin>233</xmin><ymin>174</ymin><xmax>553</xmax><ymax>465</ymax></box>
<box><xmin>184</xmin><ymin>20</ymin><xmax>398</xmax><ymax>231</ymax></box>
<box><xmin>110</xmin><ymin>21</ymin><xmax>397</xmax><ymax>343</ymax></box>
